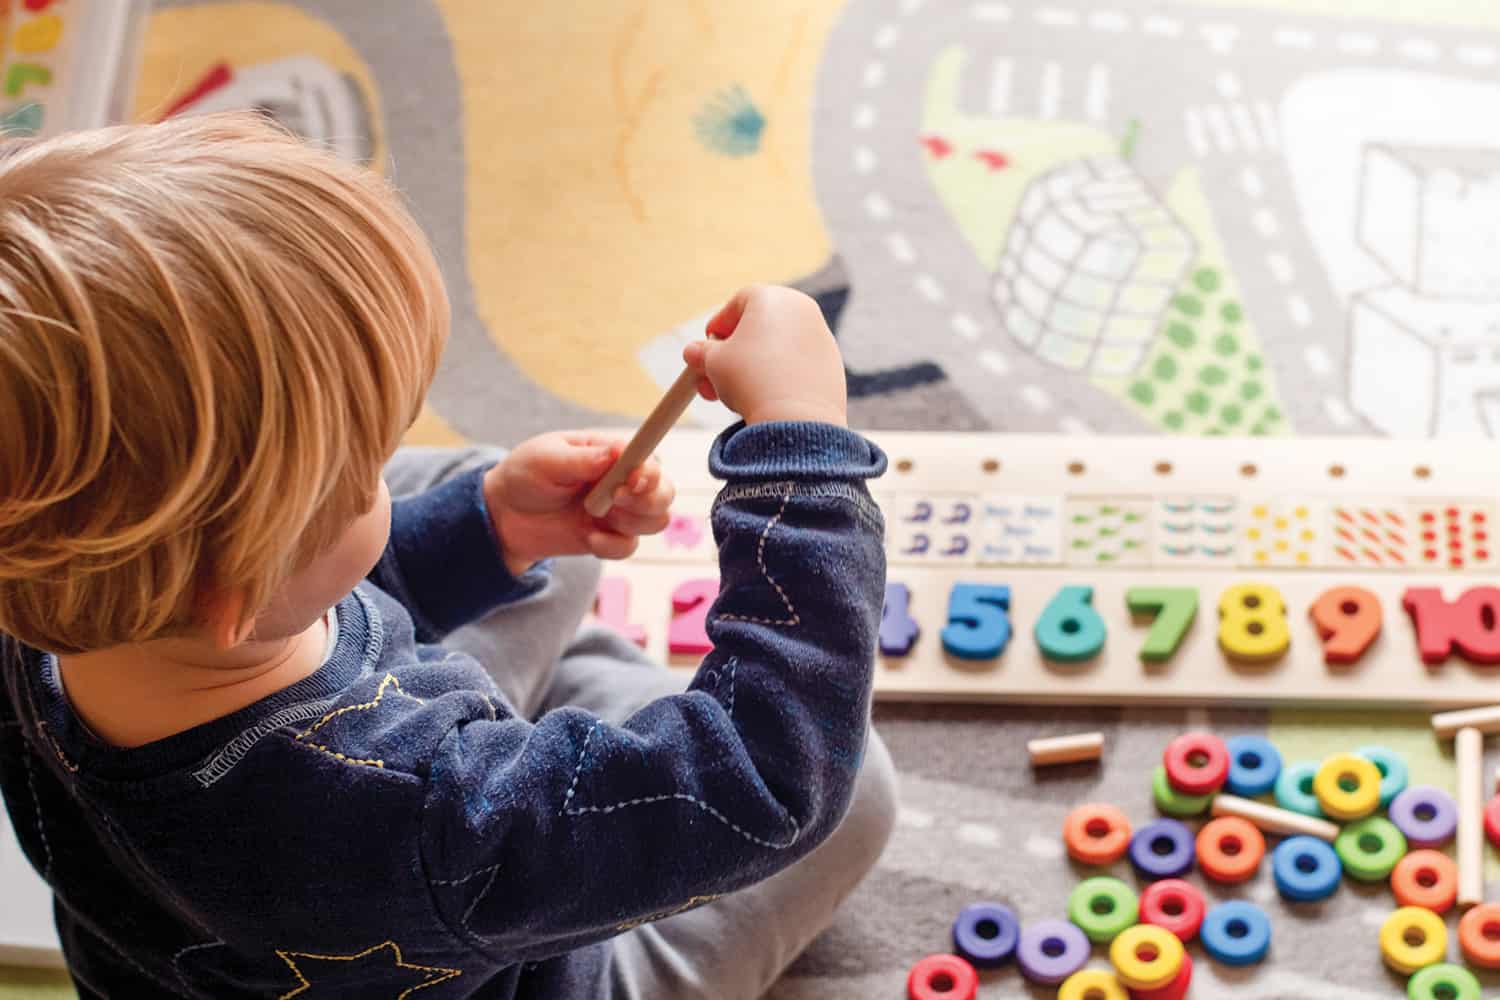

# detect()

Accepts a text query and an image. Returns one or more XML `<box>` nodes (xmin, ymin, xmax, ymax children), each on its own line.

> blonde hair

<box><xmin>0</xmin><ymin>113</ymin><xmax>449</xmax><ymax>653</ymax></box>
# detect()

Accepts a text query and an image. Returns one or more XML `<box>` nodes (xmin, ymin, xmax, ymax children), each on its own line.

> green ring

<box><xmin>1153</xmin><ymin>764</ymin><xmax>1212</xmax><ymax>816</ymax></box>
<box><xmin>1335</xmin><ymin>816</ymin><xmax>1407</xmax><ymax>882</ymax></box>
<box><xmin>1407</xmin><ymin>963</ymin><xmax>1480</xmax><ymax>1000</ymax></box>
<box><xmin>1067</xmin><ymin>876</ymin><xmax>1139</xmax><ymax>944</ymax></box>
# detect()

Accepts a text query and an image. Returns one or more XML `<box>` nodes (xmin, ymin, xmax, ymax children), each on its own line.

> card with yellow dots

<box><xmin>1243</xmin><ymin>500</ymin><xmax>1326</xmax><ymax>568</ymax></box>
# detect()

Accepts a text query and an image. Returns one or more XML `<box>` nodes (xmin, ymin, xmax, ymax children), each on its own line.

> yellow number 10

<box><xmin>1217</xmin><ymin>583</ymin><xmax>1290</xmax><ymax>663</ymax></box>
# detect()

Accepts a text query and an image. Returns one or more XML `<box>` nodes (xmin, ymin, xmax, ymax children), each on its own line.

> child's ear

<box><xmin>200</xmin><ymin>589</ymin><xmax>254</xmax><ymax>651</ymax></box>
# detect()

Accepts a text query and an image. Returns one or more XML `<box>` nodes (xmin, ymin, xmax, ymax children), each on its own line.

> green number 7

<box><xmin>1126</xmin><ymin>587</ymin><xmax>1198</xmax><ymax>663</ymax></box>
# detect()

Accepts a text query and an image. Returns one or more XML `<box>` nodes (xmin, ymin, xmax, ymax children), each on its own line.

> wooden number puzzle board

<box><xmin>599</xmin><ymin>431</ymin><xmax>1500</xmax><ymax>709</ymax></box>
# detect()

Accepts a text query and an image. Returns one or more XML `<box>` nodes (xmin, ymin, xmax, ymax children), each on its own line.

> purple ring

<box><xmin>1016</xmin><ymin>919</ymin><xmax>1089</xmax><ymax>985</ymax></box>
<box><xmin>1389</xmin><ymin>785</ymin><xmax>1458</xmax><ymax>848</ymax></box>
<box><xmin>1129</xmin><ymin>817</ymin><xmax>1196</xmax><ymax>880</ymax></box>
<box><xmin>951</xmin><ymin>901</ymin><xmax>1018</xmax><ymax>967</ymax></box>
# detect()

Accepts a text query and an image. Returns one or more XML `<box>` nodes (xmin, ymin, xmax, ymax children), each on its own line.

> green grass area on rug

<box><xmin>0</xmin><ymin>965</ymin><xmax>73</xmax><ymax>999</ymax></box>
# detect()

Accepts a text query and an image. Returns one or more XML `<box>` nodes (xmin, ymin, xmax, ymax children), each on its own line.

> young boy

<box><xmin>0</xmin><ymin>114</ymin><xmax>896</xmax><ymax>999</ymax></box>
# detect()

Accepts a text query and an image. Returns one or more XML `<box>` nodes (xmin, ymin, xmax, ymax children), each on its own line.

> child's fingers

<box><xmin>624</xmin><ymin>460</ymin><xmax>662</xmax><ymax>496</ymax></box>
<box><xmin>705</xmin><ymin>286</ymin><xmax>754</xmax><ymax>339</ymax></box>
<box><xmin>601</xmin><ymin>507</ymin><xmax>671</xmax><ymax>537</ymax></box>
<box><xmin>586</xmin><ymin>529</ymin><xmax>639</xmax><ymax>561</ymax></box>
<box><xmin>533</xmin><ymin>436</ymin><xmax>615</xmax><ymax>485</ymax></box>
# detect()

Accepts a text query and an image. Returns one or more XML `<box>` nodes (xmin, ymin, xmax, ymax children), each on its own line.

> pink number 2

<box><xmin>593</xmin><ymin>578</ymin><xmax>647</xmax><ymax>648</ymax></box>
<box><xmin>668</xmin><ymin>579</ymin><xmax>718</xmax><ymax>655</ymax></box>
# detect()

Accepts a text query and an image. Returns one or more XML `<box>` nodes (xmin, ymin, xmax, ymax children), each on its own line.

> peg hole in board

<box><xmin>1154</xmin><ymin>461</ymin><xmax>1173</xmax><ymax>476</ymax></box>
<box><xmin>1328</xmin><ymin>464</ymin><xmax>1346</xmax><ymax>479</ymax></box>
<box><xmin>1414</xmin><ymin>465</ymin><xmax>1432</xmax><ymax>480</ymax></box>
<box><xmin>895</xmin><ymin>458</ymin><xmax>914</xmax><ymax>473</ymax></box>
<box><xmin>1067</xmin><ymin>461</ymin><xmax>1086</xmax><ymax>476</ymax></box>
<box><xmin>1239</xmin><ymin>462</ymin><xmax>1258</xmax><ymax>478</ymax></box>
<box><xmin>982</xmin><ymin>458</ymin><xmax>1001</xmax><ymax>474</ymax></box>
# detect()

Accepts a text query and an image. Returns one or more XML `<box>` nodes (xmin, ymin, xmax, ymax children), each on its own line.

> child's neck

<box><xmin>54</xmin><ymin>617</ymin><xmax>330</xmax><ymax>749</ymax></box>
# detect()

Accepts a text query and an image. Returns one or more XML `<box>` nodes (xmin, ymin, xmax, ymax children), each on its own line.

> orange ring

<box><xmin>1392</xmin><ymin>850</ymin><xmax>1458</xmax><ymax>914</ymax></box>
<box><xmin>1064</xmin><ymin>803</ymin><xmax>1133</xmax><ymax>865</ymax></box>
<box><xmin>1459</xmin><ymin>903</ymin><xmax>1500</xmax><ymax>968</ymax></box>
<box><xmin>1195</xmin><ymin>816</ymin><xmax>1265</xmax><ymax>883</ymax></box>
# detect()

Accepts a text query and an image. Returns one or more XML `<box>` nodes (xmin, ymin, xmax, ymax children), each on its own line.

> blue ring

<box><xmin>1128</xmin><ymin>818</ymin><xmax>1195</xmax><ymax>880</ymax></box>
<box><xmin>1201</xmin><ymin>900</ymin><xmax>1272</xmax><ymax>966</ymax></box>
<box><xmin>1273</xmin><ymin>760</ymin><xmax>1323</xmax><ymax>817</ymax></box>
<box><xmin>1356</xmin><ymin>745</ymin><xmax>1409</xmax><ymax>807</ymax></box>
<box><xmin>1225</xmin><ymin>735</ymin><xmax>1282</xmax><ymax>797</ymax></box>
<box><xmin>952</xmin><ymin>901</ymin><xmax>1019</xmax><ymax>968</ymax></box>
<box><xmin>1270</xmin><ymin>835</ymin><xmax>1341</xmax><ymax>902</ymax></box>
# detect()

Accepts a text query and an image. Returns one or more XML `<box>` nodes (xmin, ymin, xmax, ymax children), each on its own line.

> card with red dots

<box><xmin>1411</xmin><ymin>502</ymin><xmax>1494</xmax><ymax>570</ymax></box>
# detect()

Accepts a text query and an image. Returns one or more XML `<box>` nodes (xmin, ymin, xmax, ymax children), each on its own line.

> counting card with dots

<box><xmin>593</xmin><ymin>432</ymin><xmax>1500</xmax><ymax>709</ymax></box>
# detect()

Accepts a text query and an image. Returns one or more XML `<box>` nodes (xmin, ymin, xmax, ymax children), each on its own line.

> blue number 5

<box><xmin>942</xmin><ymin>584</ymin><xmax>1012</xmax><ymax>660</ymax></box>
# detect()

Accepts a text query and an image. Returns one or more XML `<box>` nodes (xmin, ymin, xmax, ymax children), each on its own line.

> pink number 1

<box><xmin>593</xmin><ymin>578</ymin><xmax>647</xmax><ymax>648</ymax></box>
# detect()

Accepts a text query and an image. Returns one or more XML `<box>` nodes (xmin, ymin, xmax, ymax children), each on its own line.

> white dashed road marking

<box><xmin>1288</xmin><ymin>295</ymin><xmax>1313</xmax><ymax>327</ymax></box>
<box><xmin>951</xmin><ymin>312</ymin><xmax>982</xmax><ymax>340</ymax></box>
<box><xmin>1240</xmin><ymin>167</ymin><xmax>1265</xmax><ymax>199</ymax></box>
<box><xmin>1040</xmin><ymin>61</ymin><xmax>1063</xmax><ymax>118</ymax></box>
<box><xmin>1275</xmin><ymin>27</ymin><xmax>1314</xmax><ymax>49</ymax></box>
<box><xmin>973</xmin><ymin>3</ymin><xmax>1013</xmax><ymax>22</ymax></box>
<box><xmin>980</xmin><ymin>351</ymin><xmax>1012</xmax><ymax>376</ymax></box>
<box><xmin>886</xmin><ymin>232</ymin><xmax>915</xmax><ymax>263</ymax></box>
<box><xmin>1022</xmin><ymin>384</ymin><xmax>1054</xmax><ymax>412</ymax></box>
<box><xmin>990</xmin><ymin>58</ymin><xmax>1013</xmax><ymax>113</ymax></box>
<box><xmin>1304</xmin><ymin>345</ymin><xmax>1332</xmax><ymax>376</ymax></box>
<box><xmin>916</xmin><ymin>273</ymin><xmax>947</xmax><ymax>303</ymax></box>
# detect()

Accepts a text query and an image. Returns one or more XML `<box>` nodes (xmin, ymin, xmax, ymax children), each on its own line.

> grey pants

<box><xmin>385</xmin><ymin>447</ymin><xmax>898</xmax><ymax>1000</ymax></box>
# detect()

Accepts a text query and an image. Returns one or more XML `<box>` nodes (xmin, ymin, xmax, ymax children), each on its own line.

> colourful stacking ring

<box><xmin>906</xmin><ymin>954</ymin><xmax>978</xmax><ymax>1000</ymax></box>
<box><xmin>1064</xmin><ymin>803</ymin><xmax>1133</xmax><ymax>865</ymax></box>
<box><xmin>1129</xmin><ymin>818</ymin><xmax>1195</xmax><ymax>880</ymax></box>
<box><xmin>951</xmin><ymin>901</ymin><xmax>1018</xmax><ymax>968</ymax></box>
<box><xmin>1380</xmin><ymin>906</ymin><xmax>1447</xmax><ymax>975</ymax></box>
<box><xmin>1068</xmin><ymin>877</ymin><xmax>1139</xmax><ymax>944</ymax></box>
<box><xmin>1163</xmin><ymin>732</ymin><xmax>1230</xmax><ymax>795</ymax></box>
<box><xmin>1128</xmin><ymin>952</ymin><xmax>1192</xmax><ymax>1000</ymax></box>
<box><xmin>1389</xmin><ymin>786</ymin><xmax>1458</xmax><ymax>849</ymax></box>
<box><xmin>1225</xmin><ymin>735</ymin><xmax>1282</xmax><ymax>797</ymax></box>
<box><xmin>1336</xmin><ymin>816</ymin><xmax>1408</xmax><ymax>882</ymax></box>
<box><xmin>1057</xmin><ymin>968</ymin><xmax>1129</xmax><ymax>1000</ymax></box>
<box><xmin>1139</xmin><ymin>879</ymin><xmax>1205</xmax><ymax>943</ymax></box>
<box><xmin>1017</xmin><ymin>919</ymin><xmax>1090</xmax><ymax>984</ymax></box>
<box><xmin>1458</xmin><ymin>902</ymin><xmax>1500</xmax><ymax>968</ymax></box>
<box><xmin>1391</xmin><ymin>850</ymin><xmax>1458</xmax><ymax>914</ymax></box>
<box><xmin>1486</xmin><ymin>796</ymin><xmax>1500</xmax><ymax>849</ymax></box>
<box><xmin>1313</xmin><ymin>753</ymin><xmax>1382</xmax><ymax>820</ymax></box>
<box><xmin>1200</xmin><ymin>901</ymin><xmax>1271</xmax><ymax>966</ymax></box>
<box><xmin>1152</xmin><ymin>765</ymin><xmax>1212</xmax><ymax>817</ymax></box>
<box><xmin>1270</xmin><ymin>835</ymin><xmax>1342</xmax><ymax>902</ymax></box>
<box><xmin>1274</xmin><ymin>760</ymin><xmax>1324</xmax><ymax>817</ymax></box>
<box><xmin>1357</xmin><ymin>745</ymin><xmax>1409</xmax><ymax>807</ymax></box>
<box><xmin>1109</xmin><ymin>924</ymin><xmax>1185</xmax><ymax>990</ymax></box>
<box><xmin>1407</xmin><ymin>963</ymin><xmax>1481</xmax><ymax>1000</ymax></box>
<box><xmin>1196</xmin><ymin>816</ymin><xmax>1265</xmax><ymax>884</ymax></box>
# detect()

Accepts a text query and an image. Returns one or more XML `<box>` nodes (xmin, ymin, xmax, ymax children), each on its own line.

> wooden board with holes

<box><xmin>593</xmin><ymin>431</ymin><xmax>1500</xmax><ymax>709</ymax></box>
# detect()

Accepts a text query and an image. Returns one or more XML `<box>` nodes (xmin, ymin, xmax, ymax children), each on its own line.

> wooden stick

<box><xmin>1458</xmin><ymin>726</ymin><xmax>1485</xmax><ymax>908</ymax></box>
<box><xmin>1027</xmin><ymin>731</ymin><xmax>1104</xmax><ymax>767</ymax></box>
<box><xmin>1432</xmin><ymin>705</ymin><xmax>1500</xmax><ymax>741</ymax></box>
<box><xmin>583</xmin><ymin>366</ymin><xmax>703</xmax><ymax>518</ymax></box>
<box><xmin>1211</xmin><ymin>794</ymin><xmax>1339</xmax><ymax>842</ymax></box>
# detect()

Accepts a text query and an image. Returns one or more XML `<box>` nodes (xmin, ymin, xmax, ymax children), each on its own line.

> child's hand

<box><xmin>684</xmin><ymin>285</ymin><xmax>848</xmax><ymax>427</ymax></box>
<box><xmin>483</xmin><ymin>433</ymin><xmax>674</xmax><ymax>574</ymax></box>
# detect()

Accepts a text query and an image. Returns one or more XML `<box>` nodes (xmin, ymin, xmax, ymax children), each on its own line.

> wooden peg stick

<box><xmin>584</xmin><ymin>366</ymin><xmax>703</xmax><ymax>518</ymax></box>
<box><xmin>1027</xmin><ymin>731</ymin><xmax>1104</xmax><ymax>767</ymax></box>
<box><xmin>1433</xmin><ymin>705</ymin><xmax>1500</xmax><ymax>741</ymax></box>
<box><xmin>1211</xmin><ymin>794</ymin><xmax>1339</xmax><ymax>842</ymax></box>
<box><xmin>1458</xmin><ymin>726</ymin><xmax>1485</xmax><ymax>908</ymax></box>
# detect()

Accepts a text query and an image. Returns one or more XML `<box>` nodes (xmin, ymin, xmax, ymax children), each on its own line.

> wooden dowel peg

<box><xmin>1458</xmin><ymin>726</ymin><xmax>1485</xmax><ymax>908</ymax></box>
<box><xmin>584</xmin><ymin>366</ymin><xmax>703</xmax><ymax>518</ymax></box>
<box><xmin>1028</xmin><ymin>731</ymin><xmax>1104</xmax><ymax>767</ymax></box>
<box><xmin>1433</xmin><ymin>705</ymin><xmax>1500</xmax><ymax>741</ymax></box>
<box><xmin>1211</xmin><ymin>794</ymin><xmax>1339</xmax><ymax>842</ymax></box>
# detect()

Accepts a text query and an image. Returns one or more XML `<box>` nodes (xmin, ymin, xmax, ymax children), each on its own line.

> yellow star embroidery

<box><xmin>276</xmin><ymin>941</ymin><xmax>460</xmax><ymax>999</ymax></box>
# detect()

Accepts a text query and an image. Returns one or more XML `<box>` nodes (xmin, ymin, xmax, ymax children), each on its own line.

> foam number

<box><xmin>24</xmin><ymin>0</ymin><xmax>64</xmax><ymax>11</ymax></box>
<box><xmin>1217</xmin><ymin>583</ymin><xmax>1290</xmax><ymax>663</ymax></box>
<box><xmin>4</xmin><ymin>63</ymin><xmax>51</xmax><ymax>98</ymax></box>
<box><xmin>1402</xmin><ymin>586</ymin><xmax>1500</xmax><ymax>665</ymax></box>
<box><xmin>879</xmin><ymin>582</ymin><xmax>920</xmax><ymax>656</ymax></box>
<box><xmin>1309</xmin><ymin>586</ymin><xmax>1382</xmax><ymax>665</ymax></box>
<box><xmin>668</xmin><ymin>578</ymin><xmax>718</xmax><ymax>655</ymax></box>
<box><xmin>593</xmin><ymin>577</ymin><xmax>647</xmax><ymax>648</ymax></box>
<box><xmin>15</xmin><ymin>14</ymin><xmax>63</xmax><ymax>54</ymax></box>
<box><xmin>1126</xmin><ymin>587</ymin><xmax>1198</xmax><ymax>663</ymax></box>
<box><xmin>1034</xmin><ymin>585</ymin><xmax>1106</xmax><ymax>662</ymax></box>
<box><xmin>941</xmin><ymin>583</ymin><xmax>1011</xmax><ymax>660</ymax></box>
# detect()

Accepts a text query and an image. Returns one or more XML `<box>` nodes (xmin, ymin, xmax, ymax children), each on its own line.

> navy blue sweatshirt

<box><xmin>0</xmin><ymin>421</ymin><xmax>887</xmax><ymax>998</ymax></box>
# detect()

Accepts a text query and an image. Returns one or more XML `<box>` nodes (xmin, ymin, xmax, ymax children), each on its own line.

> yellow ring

<box><xmin>1108</xmin><ymin>923</ymin><xmax>1184</xmax><ymax>990</ymax></box>
<box><xmin>1058</xmin><ymin>968</ymin><xmax>1130</xmax><ymax>1000</ymax></box>
<box><xmin>1314</xmin><ymin>753</ymin><xmax>1382</xmax><ymax>820</ymax></box>
<box><xmin>1380</xmin><ymin>906</ymin><xmax>1448</xmax><ymax>975</ymax></box>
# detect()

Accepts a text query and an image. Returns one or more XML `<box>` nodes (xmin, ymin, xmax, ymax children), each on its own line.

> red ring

<box><xmin>1485</xmin><ymin>797</ymin><xmax>1500</xmax><ymax>849</ymax></box>
<box><xmin>1392</xmin><ymin>850</ymin><xmax>1458</xmax><ymax>913</ymax></box>
<box><xmin>1139</xmin><ymin>878</ymin><xmax>1206</xmax><ymax>943</ymax></box>
<box><xmin>1064</xmin><ymin>803</ymin><xmax>1132</xmax><ymax>865</ymax></box>
<box><xmin>907</xmin><ymin>954</ymin><xmax>978</xmax><ymax>1000</ymax></box>
<box><xmin>1129</xmin><ymin>952</ymin><xmax>1193</xmax><ymax>1000</ymax></box>
<box><xmin>1195</xmin><ymin>816</ymin><xmax>1265</xmax><ymax>883</ymax></box>
<box><xmin>1163</xmin><ymin>732</ymin><xmax>1230</xmax><ymax>795</ymax></box>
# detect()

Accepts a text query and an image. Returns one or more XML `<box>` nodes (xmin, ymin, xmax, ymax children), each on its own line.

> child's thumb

<box><xmin>547</xmin><ymin>440</ymin><xmax>616</xmax><ymax>485</ymax></box>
